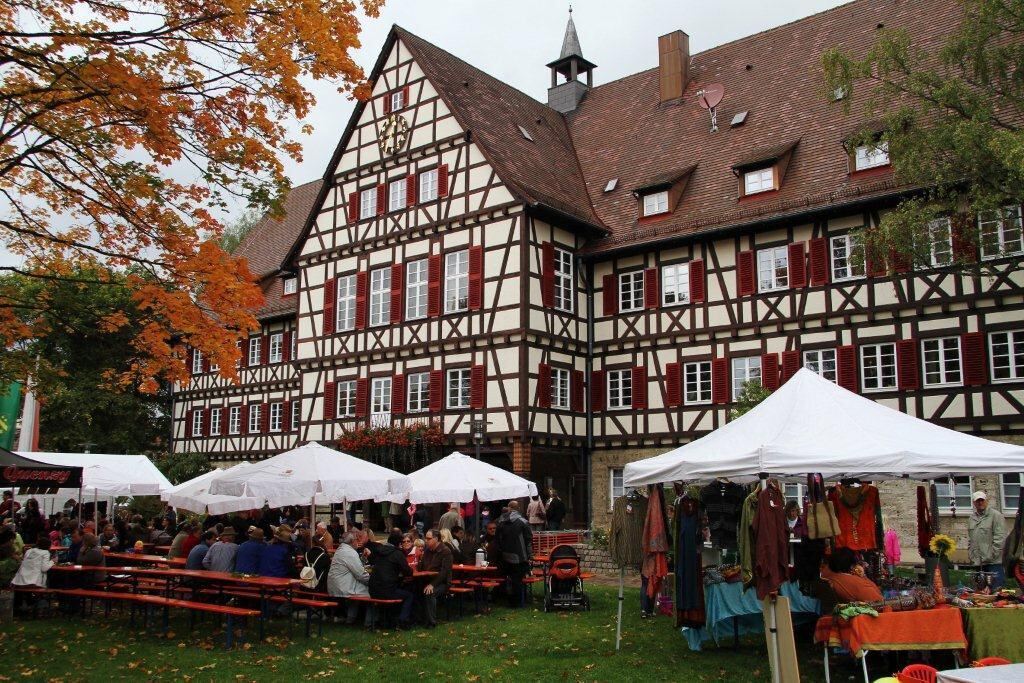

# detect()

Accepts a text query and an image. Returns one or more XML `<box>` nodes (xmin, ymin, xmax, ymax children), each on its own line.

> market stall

<box><xmin>385</xmin><ymin>451</ymin><xmax>537</xmax><ymax>504</ymax></box>
<box><xmin>161</xmin><ymin>462</ymin><xmax>261</xmax><ymax>515</ymax></box>
<box><xmin>0</xmin><ymin>447</ymin><xmax>82</xmax><ymax>496</ymax></box>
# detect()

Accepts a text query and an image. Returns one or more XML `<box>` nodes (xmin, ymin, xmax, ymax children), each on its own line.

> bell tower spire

<box><xmin>547</xmin><ymin>7</ymin><xmax>596</xmax><ymax>114</ymax></box>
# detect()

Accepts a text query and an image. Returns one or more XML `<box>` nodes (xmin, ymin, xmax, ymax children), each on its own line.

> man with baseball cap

<box><xmin>202</xmin><ymin>527</ymin><xmax>239</xmax><ymax>573</ymax></box>
<box><xmin>968</xmin><ymin>490</ymin><xmax>1007</xmax><ymax>589</ymax></box>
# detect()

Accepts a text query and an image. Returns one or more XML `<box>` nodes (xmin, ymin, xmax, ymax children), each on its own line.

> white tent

<box><xmin>208</xmin><ymin>441</ymin><xmax>410</xmax><ymax>507</ymax></box>
<box><xmin>162</xmin><ymin>462</ymin><xmax>262</xmax><ymax>515</ymax></box>
<box><xmin>624</xmin><ymin>368</ymin><xmax>1024</xmax><ymax>487</ymax></box>
<box><xmin>385</xmin><ymin>451</ymin><xmax>538</xmax><ymax>504</ymax></box>
<box><xmin>19</xmin><ymin>451</ymin><xmax>172</xmax><ymax>496</ymax></box>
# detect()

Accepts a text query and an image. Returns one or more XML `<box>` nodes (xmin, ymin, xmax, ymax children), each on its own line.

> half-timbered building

<box><xmin>172</xmin><ymin>0</ymin><xmax>1024</xmax><ymax>536</ymax></box>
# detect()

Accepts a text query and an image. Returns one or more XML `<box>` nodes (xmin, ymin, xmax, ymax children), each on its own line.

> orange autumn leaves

<box><xmin>0</xmin><ymin>0</ymin><xmax>381</xmax><ymax>391</ymax></box>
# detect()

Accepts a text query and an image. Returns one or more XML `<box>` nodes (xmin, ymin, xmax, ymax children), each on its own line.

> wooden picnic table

<box><xmin>154</xmin><ymin>545</ymin><xmax>171</xmax><ymax>554</ymax></box>
<box><xmin>104</xmin><ymin>552</ymin><xmax>186</xmax><ymax>567</ymax></box>
<box><xmin>452</xmin><ymin>564</ymin><xmax>498</xmax><ymax>573</ymax></box>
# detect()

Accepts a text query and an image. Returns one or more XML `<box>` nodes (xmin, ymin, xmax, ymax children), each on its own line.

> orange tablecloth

<box><xmin>814</xmin><ymin>607</ymin><xmax>967</xmax><ymax>657</ymax></box>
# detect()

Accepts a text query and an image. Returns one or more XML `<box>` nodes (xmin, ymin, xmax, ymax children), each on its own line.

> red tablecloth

<box><xmin>814</xmin><ymin>607</ymin><xmax>967</xmax><ymax>657</ymax></box>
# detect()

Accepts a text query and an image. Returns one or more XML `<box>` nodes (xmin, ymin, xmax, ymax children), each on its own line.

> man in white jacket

<box><xmin>327</xmin><ymin>531</ymin><xmax>370</xmax><ymax>625</ymax></box>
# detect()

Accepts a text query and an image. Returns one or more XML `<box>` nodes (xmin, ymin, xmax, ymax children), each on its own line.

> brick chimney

<box><xmin>658</xmin><ymin>31</ymin><xmax>689</xmax><ymax>103</ymax></box>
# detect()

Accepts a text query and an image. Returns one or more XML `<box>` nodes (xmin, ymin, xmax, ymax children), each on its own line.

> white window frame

<box><xmin>860</xmin><ymin>343</ymin><xmax>897</xmax><ymax>393</ymax></box>
<box><xmin>609</xmin><ymin>467</ymin><xmax>635</xmax><ymax>510</ymax></box>
<box><xmin>1001</xmin><ymin>473</ymin><xmax>1024</xmax><ymax>513</ymax></box>
<box><xmin>553</xmin><ymin>248</ymin><xmax>574</xmax><ymax>313</ymax></box>
<box><xmin>210</xmin><ymin>408</ymin><xmax>221</xmax><ymax>436</ymax></box>
<box><xmin>247</xmin><ymin>337</ymin><xmax>261</xmax><ymax>366</ymax></box>
<box><xmin>228</xmin><ymin>406</ymin><xmax>241</xmax><ymax>435</ymax></box>
<box><xmin>419</xmin><ymin>169</ymin><xmax>438</xmax><ymax>203</ymax></box>
<box><xmin>388</xmin><ymin>178</ymin><xmax>406</xmax><ymax>212</ymax></box>
<box><xmin>731</xmin><ymin>356</ymin><xmax>762</xmax><ymax>400</ymax></box>
<box><xmin>290</xmin><ymin>331</ymin><xmax>297</xmax><ymax>362</ymax></box>
<box><xmin>358</xmin><ymin>187</ymin><xmax>377</xmax><ymax>220</ymax></box>
<box><xmin>283</xmin><ymin>277</ymin><xmax>298</xmax><ymax>295</ymax></box>
<box><xmin>607</xmin><ymin>369</ymin><xmax>632</xmax><ymax>410</ymax></box>
<box><xmin>444</xmin><ymin>250</ymin><xmax>469</xmax><ymax>314</ymax></box>
<box><xmin>618</xmin><ymin>271</ymin><xmax>644</xmax><ymax>313</ymax></box>
<box><xmin>191</xmin><ymin>350</ymin><xmax>203</xmax><ymax>375</ymax></box>
<box><xmin>336</xmin><ymin>380</ymin><xmax>357</xmax><ymax>418</ymax></box>
<box><xmin>336</xmin><ymin>274</ymin><xmax>356</xmax><ymax>332</ymax></box>
<box><xmin>191</xmin><ymin>410</ymin><xmax>203</xmax><ymax>437</ymax></box>
<box><xmin>803</xmin><ymin>349</ymin><xmax>837</xmax><ymax>384</ymax></box>
<box><xmin>922</xmin><ymin>336</ymin><xmax>962</xmax><ymax>387</ymax></box>
<box><xmin>407</xmin><ymin>372</ymin><xmax>430</xmax><ymax>413</ymax></box>
<box><xmin>683</xmin><ymin>361</ymin><xmax>712</xmax><ymax>405</ymax></box>
<box><xmin>268</xmin><ymin>333</ymin><xmax>283</xmax><ymax>363</ymax></box>
<box><xmin>369</xmin><ymin>267</ymin><xmax>391</xmax><ymax>327</ymax></box>
<box><xmin>642</xmin><ymin>190</ymin><xmax>669</xmax><ymax>216</ymax></box>
<box><xmin>830</xmin><ymin>234</ymin><xmax>865</xmax><ymax>282</ymax></box>
<box><xmin>247</xmin><ymin>404</ymin><xmax>260</xmax><ymax>433</ymax></box>
<box><xmin>390</xmin><ymin>90</ymin><xmax>404</xmax><ymax>111</ymax></box>
<box><xmin>269</xmin><ymin>402</ymin><xmax>283</xmax><ymax>433</ymax></box>
<box><xmin>932</xmin><ymin>476</ymin><xmax>973</xmax><ymax>515</ymax></box>
<box><xmin>405</xmin><ymin>260</ymin><xmax>428</xmax><ymax>321</ymax></box>
<box><xmin>743</xmin><ymin>167</ymin><xmax>774</xmax><ymax>195</ymax></box>
<box><xmin>979</xmin><ymin>205</ymin><xmax>1024</xmax><ymax>260</ymax></box>
<box><xmin>854</xmin><ymin>141</ymin><xmax>890</xmax><ymax>171</ymax></box>
<box><xmin>371</xmin><ymin>377</ymin><xmax>392</xmax><ymax>422</ymax></box>
<box><xmin>551</xmin><ymin>368</ymin><xmax>570</xmax><ymax>409</ymax></box>
<box><xmin>757</xmin><ymin>246</ymin><xmax>789</xmax><ymax>292</ymax></box>
<box><xmin>926</xmin><ymin>218</ymin><xmax>953</xmax><ymax>268</ymax></box>
<box><xmin>662</xmin><ymin>263</ymin><xmax>690</xmax><ymax>306</ymax></box>
<box><xmin>291</xmin><ymin>401</ymin><xmax>300</xmax><ymax>431</ymax></box>
<box><xmin>990</xmin><ymin>330</ymin><xmax>1024</xmax><ymax>382</ymax></box>
<box><xmin>446</xmin><ymin>368</ymin><xmax>471</xmax><ymax>409</ymax></box>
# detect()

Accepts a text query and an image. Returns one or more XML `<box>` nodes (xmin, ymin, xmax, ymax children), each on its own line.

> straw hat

<box><xmin>271</xmin><ymin>525</ymin><xmax>293</xmax><ymax>543</ymax></box>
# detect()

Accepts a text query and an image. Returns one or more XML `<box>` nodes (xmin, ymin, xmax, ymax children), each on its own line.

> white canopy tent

<box><xmin>162</xmin><ymin>462</ymin><xmax>262</xmax><ymax>515</ymax></box>
<box><xmin>18</xmin><ymin>451</ymin><xmax>172</xmax><ymax>496</ymax></box>
<box><xmin>624</xmin><ymin>368</ymin><xmax>1024</xmax><ymax>487</ymax></box>
<box><xmin>385</xmin><ymin>451</ymin><xmax>538</xmax><ymax>504</ymax></box>
<box><xmin>208</xmin><ymin>441</ymin><xmax>410</xmax><ymax>507</ymax></box>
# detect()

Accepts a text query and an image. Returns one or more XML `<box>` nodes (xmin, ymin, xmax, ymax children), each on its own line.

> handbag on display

<box><xmin>805</xmin><ymin>473</ymin><xmax>839</xmax><ymax>540</ymax></box>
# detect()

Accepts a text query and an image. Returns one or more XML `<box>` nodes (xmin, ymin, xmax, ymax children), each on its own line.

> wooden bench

<box><xmin>198</xmin><ymin>588</ymin><xmax>336</xmax><ymax>637</ymax></box>
<box><xmin>11</xmin><ymin>586</ymin><xmax>54</xmax><ymax>618</ymax></box>
<box><xmin>345</xmin><ymin>595</ymin><xmax>404</xmax><ymax>629</ymax></box>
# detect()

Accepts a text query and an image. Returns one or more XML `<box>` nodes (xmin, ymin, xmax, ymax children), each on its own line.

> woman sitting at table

<box><xmin>78</xmin><ymin>533</ymin><xmax>106</xmax><ymax>588</ymax></box>
<box><xmin>821</xmin><ymin>547</ymin><xmax>883</xmax><ymax>603</ymax></box>
<box><xmin>12</xmin><ymin>535</ymin><xmax>54</xmax><ymax>609</ymax></box>
<box><xmin>400</xmin><ymin>533</ymin><xmax>422</xmax><ymax>567</ymax></box>
<box><xmin>439</xmin><ymin>528</ymin><xmax>464</xmax><ymax>565</ymax></box>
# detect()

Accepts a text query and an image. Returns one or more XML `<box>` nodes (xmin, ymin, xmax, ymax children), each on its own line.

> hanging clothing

<box><xmin>828</xmin><ymin>484</ymin><xmax>881</xmax><ymax>551</ymax></box>
<box><xmin>641</xmin><ymin>485</ymin><xmax>669</xmax><ymax>600</ymax></box>
<box><xmin>884</xmin><ymin>529</ymin><xmax>901</xmax><ymax>566</ymax></box>
<box><xmin>737</xmin><ymin>488</ymin><xmax>759</xmax><ymax>585</ymax></box>
<box><xmin>699</xmin><ymin>480</ymin><xmax>746</xmax><ymax>551</ymax></box>
<box><xmin>754</xmin><ymin>481</ymin><xmax>788</xmax><ymax>600</ymax></box>
<box><xmin>1003</xmin><ymin>486</ymin><xmax>1024</xmax><ymax>577</ymax></box>
<box><xmin>917</xmin><ymin>485</ymin><xmax>933</xmax><ymax>558</ymax></box>
<box><xmin>674</xmin><ymin>496</ymin><xmax>705</xmax><ymax>628</ymax></box>
<box><xmin>608</xmin><ymin>494</ymin><xmax>647</xmax><ymax>570</ymax></box>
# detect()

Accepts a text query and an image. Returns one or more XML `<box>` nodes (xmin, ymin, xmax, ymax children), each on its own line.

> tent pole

<box><xmin>474</xmin><ymin>490</ymin><xmax>480</xmax><ymax>540</ymax></box>
<box><xmin>615</xmin><ymin>566</ymin><xmax>624</xmax><ymax>652</ymax></box>
<box><xmin>92</xmin><ymin>488</ymin><xmax>98</xmax><ymax>530</ymax></box>
<box><xmin>76</xmin><ymin>482</ymin><xmax>82</xmax><ymax>527</ymax></box>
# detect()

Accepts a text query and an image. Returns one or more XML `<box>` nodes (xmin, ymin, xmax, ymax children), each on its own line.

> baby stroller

<box><xmin>543</xmin><ymin>544</ymin><xmax>590</xmax><ymax>612</ymax></box>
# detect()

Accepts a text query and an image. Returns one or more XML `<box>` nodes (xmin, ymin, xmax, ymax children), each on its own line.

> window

<box><xmin>608</xmin><ymin>468</ymin><xmax>635</xmax><ymax>508</ymax></box>
<box><xmin>444</xmin><ymin>250</ymin><xmax>469</xmax><ymax>314</ymax></box>
<box><xmin>407</xmin><ymin>372</ymin><xmax>430</xmax><ymax>413</ymax></box>
<box><xmin>247</xmin><ymin>404</ymin><xmax>260</xmax><ymax>433</ymax></box>
<box><xmin>336</xmin><ymin>380</ymin><xmax>357</xmax><ymax>417</ymax></box>
<box><xmin>831</xmin><ymin>234</ymin><xmax>865</xmax><ymax>281</ymax></box>
<box><xmin>369</xmin><ymin>267</ymin><xmax>391</xmax><ymax>327</ymax></box>
<box><xmin>291</xmin><ymin>331</ymin><xmax>297</xmax><ymax>361</ymax></box>
<box><xmin>191</xmin><ymin>350</ymin><xmax>203</xmax><ymax>374</ymax></box>
<box><xmin>291</xmin><ymin>401</ymin><xmax>300</xmax><ymax>431</ymax></box>
<box><xmin>757</xmin><ymin>246</ymin><xmax>789</xmax><ymax>292</ymax></box>
<box><xmin>990</xmin><ymin>330</ymin><xmax>1024</xmax><ymax>382</ymax></box>
<box><xmin>784</xmin><ymin>483</ymin><xmax>806</xmax><ymax>507</ymax></box>
<box><xmin>922</xmin><ymin>337</ymin><xmax>962</xmax><ymax>386</ymax></box>
<box><xmin>554</xmin><ymin>248</ymin><xmax>574</xmax><ymax>312</ymax></box>
<box><xmin>191</xmin><ymin>410</ymin><xmax>203</xmax><ymax>437</ymax></box>
<box><xmin>861</xmin><ymin>343</ymin><xmax>897</xmax><ymax>392</ymax></box>
<box><xmin>358</xmin><ymin>187</ymin><xmax>377</xmax><ymax>220</ymax></box>
<box><xmin>979</xmin><ymin>205</ymin><xmax>1024</xmax><ymax>260</ymax></box>
<box><xmin>446</xmin><ymin>368</ymin><xmax>471</xmax><ymax>409</ymax></box>
<box><xmin>731</xmin><ymin>356</ymin><xmax>762</xmax><ymax>400</ymax></box>
<box><xmin>419</xmin><ymin>169</ymin><xmax>438</xmax><ymax>203</ymax></box>
<box><xmin>388</xmin><ymin>178</ymin><xmax>406</xmax><ymax>212</ymax></box>
<box><xmin>269</xmin><ymin>402</ymin><xmax>283</xmax><ymax>432</ymax></box>
<box><xmin>336</xmin><ymin>274</ymin><xmax>356</xmax><ymax>332</ymax></box>
<box><xmin>551</xmin><ymin>368</ymin><xmax>570</xmax><ymax>409</ymax></box>
<box><xmin>618</xmin><ymin>271</ymin><xmax>644</xmax><ymax>312</ymax></box>
<box><xmin>926</xmin><ymin>218</ymin><xmax>953</xmax><ymax>267</ymax></box>
<box><xmin>683</xmin><ymin>361</ymin><xmax>712</xmax><ymax>405</ymax></box>
<box><xmin>608</xmin><ymin>369</ymin><xmax>632</xmax><ymax>409</ymax></box>
<box><xmin>803</xmin><ymin>349</ymin><xmax>837</xmax><ymax>383</ymax></box>
<box><xmin>269</xmin><ymin>333</ymin><xmax>283</xmax><ymax>363</ymax></box>
<box><xmin>405</xmin><ymin>260</ymin><xmax>428</xmax><ymax>320</ymax></box>
<box><xmin>932</xmin><ymin>476</ymin><xmax>972</xmax><ymax>514</ymax></box>
<box><xmin>854</xmin><ymin>141</ymin><xmax>889</xmax><ymax>171</ymax></box>
<box><xmin>371</xmin><ymin>377</ymin><xmax>392</xmax><ymax>421</ymax></box>
<box><xmin>390</xmin><ymin>90</ymin><xmax>404</xmax><ymax>111</ymax></box>
<box><xmin>1001</xmin><ymin>473</ymin><xmax>1024</xmax><ymax>512</ymax></box>
<box><xmin>662</xmin><ymin>263</ymin><xmax>690</xmax><ymax>306</ymax></box>
<box><xmin>743</xmin><ymin>167</ymin><xmax>774</xmax><ymax>195</ymax></box>
<box><xmin>210</xmin><ymin>408</ymin><xmax>221</xmax><ymax>436</ymax></box>
<box><xmin>228</xmin><ymin>406</ymin><xmax>241</xmax><ymax>435</ymax></box>
<box><xmin>642</xmin><ymin>191</ymin><xmax>669</xmax><ymax>216</ymax></box>
<box><xmin>248</xmin><ymin>337</ymin><xmax>261</xmax><ymax>366</ymax></box>
<box><xmin>283</xmin><ymin>277</ymin><xmax>297</xmax><ymax>295</ymax></box>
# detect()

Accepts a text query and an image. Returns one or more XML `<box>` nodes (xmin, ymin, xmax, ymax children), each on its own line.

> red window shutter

<box><xmin>323</xmin><ymin>381</ymin><xmax>336</xmax><ymax>420</ymax></box>
<box><xmin>282</xmin><ymin>401</ymin><xmax>291</xmax><ymax>431</ymax></box>
<box><xmin>470</xmin><ymin>364</ymin><xmax>486</xmax><ymax>409</ymax></box>
<box><xmin>282</xmin><ymin>332</ymin><xmax>291</xmax><ymax>363</ymax></box>
<box><xmin>240</xmin><ymin>404</ymin><xmax>249</xmax><ymax>433</ymax></box>
<box><xmin>406</xmin><ymin>174</ymin><xmax>417</xmax><ymax>206</ymax></box>
<box><xmin>809</xmin><ymin>237</ymin><xmax>830</xmax><ymax>286</ymax></box>
<box><xmin>390</xmin><ymin>264</ymin><xmax>404</xmax><ymax>324</ymax></box>
<box><xmin>438</xmin><ymin>164</ymin><xmax>449</xmax><ymax>198</ymax></box>
<box><xmin>737</xmin><ymin>250</ymin><xmax>755</xmax><ymax>296</ymax></box>
<box><xmin>427</xmin><ymin>254</ymin><xmax>442</xmax><ymax>317</ymax></box>
<box><xmin>896</xmin><ymin>339</ymin><xmax>920</xmax><ymax>391</ymax></box>
<box><xmin>260</xmin><ymin>335</ymin><xmax>269</xmax><ymax>365</ymax></box>
<box><xmin>761</xmin><ymin>353</ymin><xmax>780</xmax><ymax>391</ymax></box>
<box><xmin>185</xmin><ymin>409</ymin><xmax>193</xmax><ymax>436</ymax></box>
<box><xmin>962</xmin><ymin>332</ymin><xmax>987</xmax><ymax>386</ymax></box>
<box><xmin>632</xmin><ymin>366</ymin><xmax>647</xmax><ymax>409</ymax></box>
<box><xmin>260</xmin><ymin>403</ymin><xmax>269</xmax><ymax>434</ymax></box>
<box><xmin>537</xmin><ymin>364</ymin><xmax>552</xmax><ymax>408</ymax></box>
<box><xmin>689</xmin><ymin>259</ymin><xmax>706</xmax><ymax>303</ymax></box>
<box><xmin>890</xmin><ymin>248</ymin><xmax>910</xmax><ymax>274</ymax></box>
<box><xmin>348</xmin><ymin>191</ymin><xmax>359</xmax><ymax>223</ymax></box>
<box><xmin>788</xmin><ymin>242</ymin><xmax>807</xmax><ymax>288</ymax></box>
<box><xmin>866</xmin><ymin>246</ymin><xmax>887</xmax><ymax>278</ymax></box>
<box><xmin>781</xmin><ymin>350</ymin><xmax>801</xmax><ymax>384</ymax></box>
<box><xmin>376</xmin><ymin>184</ymin><xmax>386</xmax><ymax>216</ymax></box>
<box><xmin>541</xmin><ymin>242</ymin><xmax>555</xmax><ymax>307</ymax></box>
<box><xmin>355</xmin><ymin>378</ymin><xmax>368</xmax><ymax>418</ymax></box>
<box><xmin>571</xmin><ymin>370</ymin><xmax>584</xmax><ymax>412</ymax></box>
<box><xmin>665</xmin><ymin>362</ymin><xmax>681</xmax><ymax>407</ymax></box>
<box><xmin>401</xmin><ymin>85</ymin><xmax>409</xmax><ymax>107</ymax></box>
<box><xmin>591</xmin><ymin>370</ymin><xmax>606</xmax><ymax>412</ymax></box>
<box><xmin>203</xmin><ymin>408</ymin><xmax>211</xmax><ymax>436</ymax></box>
<box><xmin>836</xmin><ymin>345</ymin><xmax>858</xmax><ymax>392</ymax></box>
<box><xmin>602</xmin><ymin>274</ymin><xmax>618</xmax><ymax>316</ymax></box>
<box><xmin>711</xmin><ymin>358</ymin><xmax>730</xmax><ymax>404</ymax></box>
<box><xmin>644</xmin><ymin>268</ymin><xmax>659</xmax><ymax>309</ymax></box>
<box><xmin>202</xmin><ymin>355</ymin><xmax>210</xmax><ymax>373</ymax></box>
<box><xmin>238</xmin><ymin>340</ymin><xmax>247</xmax><ymax>369</ymax></box>
<box><xmin>382</xmin><ymin>93</ymin><xmax>392</xmax><ymax>115</ymax></box>
<box><xmin>428</xmin><ymin>370</ymin><xmax>443</xmax><ymax>412</ymax></box>
<box><xmin>951</xmin><ymin>214</ymin><xmax>976</xmax><ymax>263</ymax></box>
<box><xmin>392</xmin><ymin>374</ymin><xmax>406</xmax><ymax>414</ymax></box>
<box><xmin>323</xmin><ymin>277</ymin><xmax>336</xmax><ymax>335</ymax></box>
<box><xmin>468</xmin><ymin>245</ymin><xmax>483</xmax><ymax>310</ymax></box>
<box><xmin>355</xmin><ymin>271</ymin><xmax>368</xmax><ymax>330</ymax></box>
<box><xmin>187</xmin><ymin>348</ymin><xmax>195</xmax><ymax>375</ymax></box>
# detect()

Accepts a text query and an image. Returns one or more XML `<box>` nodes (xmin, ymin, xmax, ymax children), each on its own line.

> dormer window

<box><xmin>743</xmin><ymin>167</ymin><xmax>775</xmax><ymax>195</ymax></box>
<box><xmin>283</xmin><ymin>277</ymin><xmax>297</xmax><ymax>295</ymax></box>
<box><xmin>732</xmin><ymin>139</ymin><xmax>797</xmax><ymax>199</ymax></box>
<box><xmin>632</xmin><ymin>165</ymin><xmax>696</xmax><ymax>219</ymax></box>
<box><xmin>854</xmin><ymin>141</ymin><xmax>889</xmax><ymax>171</ymax></box>
<box><xmin>642</xmin><ymin>190</ymin><xmax>669</xmax><ymax>216</ymax></box>
<box><xmin>390</xmin><ymin>90</ymin><xmax>405</xmax><ymax>112</ymax></box>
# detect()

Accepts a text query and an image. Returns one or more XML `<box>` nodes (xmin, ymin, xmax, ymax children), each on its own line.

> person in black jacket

<box><xmin>497</xmin><ymin>501</ymin><xmax>533</xmax><ymax>608</ymax></box>
<box><xmin>366</xmin><ymin>531</ymin><xmax>414</xmax><ymax>627</ymax></box>
<box><xmin>545</xmin><ymin>490</ymin><xmax>567</xmax><ymax>530</ymax></box>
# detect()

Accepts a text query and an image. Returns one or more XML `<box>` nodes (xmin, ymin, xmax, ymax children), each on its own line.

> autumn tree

<box><xmin>822</xmin><ymin>0</ymin><xmax>1024</xmax><ymax>271</ymax></box>
<box><xmin>0</xmin><ymin>0</ymin><xmax>381</xmax><ymax>393</ymax></box>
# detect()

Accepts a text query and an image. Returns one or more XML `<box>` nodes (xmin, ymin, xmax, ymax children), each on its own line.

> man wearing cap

<box><xmin>235</xmin><ymin>526</ymin><xmax>265</xmax><ymax>575</ymax></box>
<box><xmin>202</xmin><ymin>527</ymin><xmax>239</xmax><ymax>573</ymax></box>
<box><xmin>968</xmin><ymin>491</ymin><xmax>1007</xmax><ymax>589</ymax></box>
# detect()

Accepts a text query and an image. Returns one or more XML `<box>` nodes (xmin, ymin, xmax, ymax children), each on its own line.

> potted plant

<box><xmin>928</xmin><ymin>533</ymin><xmax>956</xmax><ymax>596</ymax></box>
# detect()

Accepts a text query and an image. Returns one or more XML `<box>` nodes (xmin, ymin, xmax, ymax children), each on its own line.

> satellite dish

<box><xmin>697</xmin><ymin>83</ymin><xmax>725</xmax><ymax>110</ymax></box>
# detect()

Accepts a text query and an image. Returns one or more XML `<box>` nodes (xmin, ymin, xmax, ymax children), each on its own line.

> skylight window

<box><xmin>731</xmin><ymin>111</ymin><xmax>748</xmax><ymax>127</ymax></box>
<box><xmin>604</xmin><ymin>179</ymin><xmax>618</xmax><ymax>192</ymax></box>
<box><xmin>517</xmin><ymin>125</ymin><xmax>534</xmax><ymax>142</ymax></box>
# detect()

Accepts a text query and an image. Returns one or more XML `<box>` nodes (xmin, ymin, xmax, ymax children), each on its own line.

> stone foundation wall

<box><xmin>574</xmin><ymin>543</ymin><xmax>619</xmax><ymax>574</ymax></box>
<box><xmin>590</xmin><ymin>447</ymin><xmax>664</xmax><ymax>529</ymax></box>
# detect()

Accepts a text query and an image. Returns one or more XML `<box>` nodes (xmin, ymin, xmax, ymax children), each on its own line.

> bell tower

<box><xmin>547</xmin><ymin>9</ymin><xmax>596</xmax><ymax>114</ymax></box>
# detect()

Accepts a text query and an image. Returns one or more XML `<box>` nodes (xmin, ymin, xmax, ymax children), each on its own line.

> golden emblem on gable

<box><xmin>378</xmin><ymin>114</ymin><xmax>410</xmax><ymax>156</ymax></box>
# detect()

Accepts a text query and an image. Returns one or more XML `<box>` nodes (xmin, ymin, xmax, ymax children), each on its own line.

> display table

<box><xmin>937</xmin><ymin>663</ymin><xmax>1024</xmax><ymax>682</ymax></box>
<box><xmin>682</xmin><ymin>581</ymin><xmax>819</xmax><ymax>651</ymax></box>
<box><xmin>961</xmin><ymin>607</ymin><xmax>1024</xmax><ymax>663</ymax></box>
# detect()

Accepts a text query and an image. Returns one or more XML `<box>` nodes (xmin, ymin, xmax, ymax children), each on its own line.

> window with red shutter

<box><xmin>382</xmin><ymin>93</ymin><xmax>392</xmax><ymax>115</ymax></box>
<box><xmin>428</xmin><ymin>370</ymin><xmax>443</xmax><ymax>412</ymax></box>
<box><xmin>571</xmin><ymin>370</ymin><xmax>584</xmax><ymax>412</ymax></box>
<box><xmin>282</xmin><ymin>331</ymin><xmax>291</xmax><ymax>363</ymax></box>
<box><xmin>665</xmin><ymin>362</ymin><xmax>681</xmax><ymax>407</ymax></box>
<box><xmin>689</xmin><ymin>259</ymin><xmax>706</xmax><ymax>303</ymax></box>
<box><xmin>631</xmin><ymin>366</ymin><xmax>647</xmax><ymax>409</ymax></box>
<box><xmin>541</xmin><ymin>242</ymin><xmax>555</xmax><ymax>307</ymax></box>
<box><xmin>355</xmin><ymin>378</ymin><xmax>369</xmax><ymax>418</ymax></box>
<box><xmin>896</xmin><ymin>339</ymin><xmax>919</xmax><ymax>390</ymax></box>
<box><xmin>591</xmin><ymin>370</ymin><xmax>606</xmax><ymax>412</ymax></box>
<box><xmin>392</xmin><ymin>374</ymin><xmax>406</xmax><ymax>414</ymax></box>
<box><xmin>324</xmin><ymin>382</ymin><xmax>336</xmax><ymax>420</ymax></box>
<box><xmin>406</xmin><ymin>175</ymin><xmax>417</xmax><ymax>206</ymax></box>
<box><xmin>538</xmin><ymin>364</ymin><xmax>552</xmax><ymax>408</ymax></box>
<box><xmin>348</xmin><ymin>192</ymin><xmax>359</xmax><ymax>223</ymax></box>
<box><xmin>761</xmin><ymin>353</ymin><xmax>780</xmax><ymax>391</ymax></box>
<box><xmin>390</xmin><ymin>264</ymin><xmax>404</xmax><ymax>324</ymax></box>
<box><xmin>470</xmin><ymin>365</ymin><xmax>485</xmax><ymax>409</ymax></box>
<box><xmin>809</xmin><ymin>237</ymin><xmax>830</xmax><ymax>286</ymax></box>
<box><xmin>602</xmin><ymin>274</ymin><xmax>618</xmax><ymax>316</ymax></box>
<box><xmin>781</xmin><ymin>350</ymin><xmax>801</xmax><ymax>384</ymax></box>
<box><xmin>323</xmin><ymin>278</ymin><xmax>336</xmax><ymax>334</ymax></box>
<box><xmin>712</xmin><ymin>358</ymin><xmax>729</xmax><ymax>404</ymax></box>
<box><xmin>788</xmin><ymin>242</ymin><xmax>807</xmax><ymax>288</ymax></box>
<box><xmin>355</xmin><ymin>272</ymin><xmax>368</xmax><ymax>329</ymax></box>
<box><xmin>427</xmin><ymin>254</ymin><xmax>442</xmax><ymax>317</ymax></box>
<box><xmin>836</xmin><ymin>345</ymin><xmax>858</xmax><ymax>392</ymax></box>
<box><xmin>961</xmin><ymin>332</ymin><xmax>987</xmax><ymax>386</ymax></box>
<box><xmin>737</xmin><ymin>250</ymin><xmax>755</xmax><ymax>296</ymax></box>
<box><xmin>644</xmin><ymin>268</ymin><xmax>658</xmax><ymax>309</ymax></box>
<box><xmin>438</xmin><ymin>164</ymin><xmax>449</xmax><ymax>197</ymax></box>
<box><xmin>468</xmin><ymin>245</ymin><xmax>483</xmax><ymax>310</ymax></box>
<box><xmin>376</xmin><ymin>184</ymin><xmax>386</xmax><ymax>216</ymax></box>
<box><xmin>402</xmin><ymin>85</ymin><xmax>410</xmax><ymax>107</ymax></box>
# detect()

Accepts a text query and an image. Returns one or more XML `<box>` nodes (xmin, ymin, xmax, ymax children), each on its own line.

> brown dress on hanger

<box><xmin>754</xmin><ymin>481</ymin><xmax>788</xmax><ymax>600</ymax></box>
